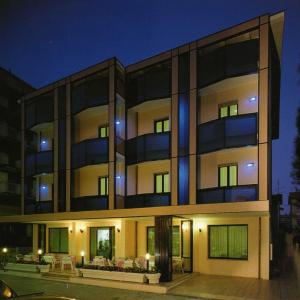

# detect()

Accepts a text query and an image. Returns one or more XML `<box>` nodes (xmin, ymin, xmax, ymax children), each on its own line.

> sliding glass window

<box><xmin>90</xmin><ymin>227</ymin><xmax>115</xmax><ymax>260</ymax></box>
<box><xmin>219</xmin><ymin>165</ymin><xmax>237</xmax><ymax>187</ymax></box>
<box><xmin>219</xmin><ymin>103</ymin><xmax>238</xmax><ymax>118</ymax></box>
<box><xmin>155</xmin><ymin>119</ymin><xmax>169</xmax><ymax>133</ymax></box>
<box><xmin>98</xmin><ymin>176</ymin><xmax>108</xmax><ymax>196</ymax></box>
<box><xmin>154</xmin><ymin>173</ymin><xmax>169</xmax><ymax>193</ymax></box>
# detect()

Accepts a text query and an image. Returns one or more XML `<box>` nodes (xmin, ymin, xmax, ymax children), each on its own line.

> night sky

<box><xmin>0</xmin><ymin>0</ymin><xmax>299</xmax><ymax>213</ymax></box>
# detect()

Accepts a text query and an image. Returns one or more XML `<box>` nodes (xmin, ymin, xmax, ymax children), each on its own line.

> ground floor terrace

<box><xmin>1</xmin><ymin>210</ymin><xmax>270</xmax><ymax>282</ymax></box>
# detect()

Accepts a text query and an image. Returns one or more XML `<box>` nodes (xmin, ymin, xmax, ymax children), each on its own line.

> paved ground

<box><xmin>0</xmin><ymin>273</ymin><xmax>202</xmax><ymax>300</ymax></box>
<box><xmin>169</xmin><ymin>246</ymin><xmax>300</xmax><ymax>300</ymax></box>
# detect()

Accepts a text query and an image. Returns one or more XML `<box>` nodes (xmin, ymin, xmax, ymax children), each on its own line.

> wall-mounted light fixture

<box><xmin>247</xmin><ymin>162</ymin><xmax>254</xmax><ymax>168</ymax></box>
<box><xmin>116</xmin><ymin>175</ymin><xmax>121</xmax><ymax>179</ymax></box>
<box><xmin>69</xmin><ymin>229</ymin><xmax>73</xmax><ymax>234</ymax></box>
<box><xmin>116</xmin><ymin>225</ymin><xmax>121</xmax><ymax>233</ymax></box>
<box><xmin>197</xmin><ymin>225</ymin><xmax>202</xmax><ymax>232</ymax></box>
<box><xmin>41</xmin><ymin>139</ymin><xmax>47</xmax><ymax>145</ymax></box>
<box><xmin>41</xmin><ymin>185</ymin><xmax>47</xmax><ymax>190</ymax></box>
<box><xmin>80</xmin><ymin>228</ymin><xmax>84</xmax><ymax>233</ymax></box>
<box><xmin>248</xmin><ymin>96</ymin><xmax>256</xmax><ymax>102</ymax></box>
<box><xmin>115</xmin><ymin>120</ymin><xmax>120</xmax><ymax>125</ymax></box>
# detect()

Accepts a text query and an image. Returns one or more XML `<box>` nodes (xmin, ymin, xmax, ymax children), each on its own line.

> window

<box><xmin>219</xmin><ymin>165</ymin><xmax>237</xmax><ymax>187</ymax></box>
<box><xmin>155</xmin><ymin>118</ymin><xmax>169</xmax><ymax>133</ymax></box>
<box><xmin>209</xmin><ymin>225</ymin><xmax>248</xmax><ymax>259</ymax></box>
<box><xmin>154</xmin><ymin>173</ymin><xmax>169</xmax><ymax>193</ymax></box>
<box><xmin>98</xmin><ymin>125</ymin><xmax>109</xmax><ymax>138</ymax></box>
<box><xmin>147</xmin><ymin>226</ymin><xmax>180</xmax><ymax>257</ymax></box>
<box><xmin>98</xmin><ymin>176</ymin><xmax>108</xmax><ymax>196</ymax></box>
<box><xmin>147</xmin><ymin>227</ymin><xmax>155</xmax><ymax>256</ymax></box>
<box><xmin>219</xmin><ymin>103</ymin><xmax>238</xmax><ymax>118</ymax></box>
<box><xmin>49</xmin><ymin>228</ymin><xmax>68</xmax><ymax>253</ymax></box>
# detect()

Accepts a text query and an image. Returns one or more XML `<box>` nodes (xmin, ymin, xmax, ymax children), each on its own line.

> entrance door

<box><xmin>181</xmin><ymin>220</ymin><xmax>193</xmax><ymax>272</ymax></box>
<box><xmin>90</xmin><ymin>227</ymin><xmax>115</xmax><ymax>260</ymax></box>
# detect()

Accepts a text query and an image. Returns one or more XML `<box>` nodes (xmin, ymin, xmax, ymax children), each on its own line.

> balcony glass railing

<box><xmin>72</xmin><ymin>138</ymin><xmax>108</xmax><ymax>169</ymax></box>
<box><xmin>125</xmin><ymin>192</ymin><xmax>171</xmax><ymax>208</ymax></box>
<box><xmin>25</xmin><ymin>151</ymin><xmax>53</xmax><ymax>176</ymax></box>
<box><xmin>126</xmin><ymin>132</ymin><xmax>170</xmax><ymax>165</ymax></box>
<box><xmin>71</xmin><ymin>196</ymin><xmax>108</xmax><ymax>211</ymax></box>
<box><xmin>196</xmin><ymin>184</ymin><xmax>258</xmax><ymax>204</ymax></box>
<box><xmin>197</xmin><ymin>113</ymin><xmax>257</xmax><ymax>154</ymax></box>
<box><xmin>24</xmin><ymin>200</ymin><xmax>53</xmax><ymax>214</ymax></box>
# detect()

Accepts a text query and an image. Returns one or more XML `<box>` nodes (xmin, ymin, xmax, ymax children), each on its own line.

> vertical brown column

<box><xmin>155</xmin><ymin>215</ymin><xmax>172</xmax><ymax>282</ymax></box>
<box><xmin>258</xmin><ymin>16</ymin><xmax>270</xmax><ymax>202</ymax></box>
<box><xmin>108</xmin><ymin>61</ymin><xmax>115</xmax><ymax>210</ymax></box>
<box><xmin>65</xmin><ymin>81</ymin><xmax>71</xmax><ymax>212</ymax></box>
<box><xmin>171</xmin><ymin>50</ymin><xmax>178</xmax><ymax>206</ymax></box>
<box><xmin>53</xmin><ymin>87</ymin><xmax>59</xmax><ymax>212</ymax></box>
<box><xmin>189</xmin><ymin>42</ymin><xmax>197</xmax><ymax>205</ymax></box>
<box><xmin>21</xmin><ymin>100</ymin><xmax>25</xmax><ymax>214</ymax></box>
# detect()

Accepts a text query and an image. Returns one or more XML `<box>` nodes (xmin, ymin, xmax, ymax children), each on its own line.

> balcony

<box><xmin>25</xmin><ymin>151</ymin><xmax>53</xmax><ymax>176</ymax></box>
<box><xmin>0</xmin><ymin>123</ymin><xmax>20</xmax><ymax>142</ymax></box>
<box><xmin>197</xmin><ymin>113</ymin><xmax>257</xmax><ymax>154</ymax></box>
<box><xmin>71</xmin><ymin>195</ymin><xmax>108</xmax><ymax>211</ymax></box>
<box><xmin>72</xmin><ymin>138</ymin><xmax>108</xmax><ymax>169</ymax></box>
<box><xmin>0</xmin><ymin>182</ymin><xmax>20</xmax><ymax>195</ymax></box>
<box><xmin>24</xmin><ymin>200</ymin><xmax>53</xmax><ymax>214</ymax></box>
<box><xmin>196</xmin><ymin>185</ymin><xmax>258</xmax><ymax>204</ymax></box>
<box><xmin>126</xmin><ymin>132</ymin><xmax>170</xmax><ymax>165</ymax></box>
<box><xmin>125</xmin><ymin>192</ymin><xmax>170</xmax><ymax>208</ymax></box>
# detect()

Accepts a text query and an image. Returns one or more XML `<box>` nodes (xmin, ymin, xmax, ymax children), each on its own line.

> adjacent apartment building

<box><xmin>0</xmin><ymin>68</ymin><xmax>34</xmax><ymax>215</ymax></box>
<box><xmin>0</xmin><ymin>12</ymin><xmax>284</xmax><ymax>281</ymax></box>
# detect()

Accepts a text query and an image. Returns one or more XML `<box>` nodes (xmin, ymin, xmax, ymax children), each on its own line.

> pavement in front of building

<box><xmin>168</xmin><ymin>246</ymin><xmax>300</xmax><ymax>300</ymax></box>
<box><xmin>0</xmin><ymin>273</ymin><xmax>205</xmax><ymax>300</ymax></box>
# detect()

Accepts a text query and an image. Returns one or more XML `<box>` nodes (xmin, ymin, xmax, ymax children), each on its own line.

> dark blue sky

<box><xmin>0</xmin><ymin>0</ymin><xmax>299</xmax><ymax>212</ymax></box>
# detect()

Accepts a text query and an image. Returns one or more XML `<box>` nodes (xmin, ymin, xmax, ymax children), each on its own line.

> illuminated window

<box><xmin>155</xmin><ymin>118</ymin><xmax>169</xmax><ymax>133</ymax></box>
<box><xmin>209</xmin><ymin>225</ymin><xmax>248</xmax><ymax>259</ymax></box>
<box><xmin>154</xmin><ymin>173</ymin><xmax>169</xmax><ymax>193</ymax></box>
<box><xmin>219</xmin><ymin>103</ymin><xmax>238</xmax><ymax>118</ymax></box>
<box><xmin>219</xmin><ymin>165</ymin><xmax>237</xmax><ymax>187</ymax></box>
<box><xmin>98</xmin><ymin>176</ymin><xmax>108</xmax><ymax>196</ymax></box>
<box><xmin>98</xmin><ymin>125</ymin><xmax>109</xmax><ymax>138</ymax></box>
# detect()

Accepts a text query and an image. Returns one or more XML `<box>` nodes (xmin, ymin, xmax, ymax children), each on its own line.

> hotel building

<box><xmin>0</xmin><ymin>12</ymin><xmax>284</xmax><ymax>281</ymax></box>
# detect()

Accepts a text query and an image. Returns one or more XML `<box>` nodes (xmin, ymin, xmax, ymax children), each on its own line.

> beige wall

<box><xmin>199</xmin><ymin>147</ymin><xmax>258</xmax><ymax>189</ymax></box>
<box><xmin>199</xmin><ymin>74</ymin><xmax>258</xmax><ymax>124</ymax></box>
<box><xmin>193</xmin><ymin>216</ymin><xmax>267</xmax><ymax>278</ymax></box>
<box><xmin>74</xmin><ymin>106</ymin><xmax>108</xmax><ymax>143</ymax></box>
<box><xmin>73</xmin><ymin>164</ymin><xmax>108</xmax><ymax>197</ymax></box>
<box><xmin>35</xmin><ymin>174</ymin><xmax>53</xmax><ymax>201</ymax></box>
<box><xmin>136</xmin><ymin>160</ymin><xmax>170</xmax><ymax>194</ymax></box>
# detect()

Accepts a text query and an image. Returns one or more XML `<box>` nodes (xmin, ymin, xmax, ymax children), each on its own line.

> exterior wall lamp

<box><xmin>80</xmin><ymin>228</ymin><xmax>84</xmax><ymax>234</ymax></box>
<box><xmin>116</xmin><ymin>225</ymin><xmax>121</xmax><ymax>233</ymax></box>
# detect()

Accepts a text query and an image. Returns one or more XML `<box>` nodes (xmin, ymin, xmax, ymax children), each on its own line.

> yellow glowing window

<box><xmin>155</xmin><ymin>173</ymin><xmax>169</xmax><ymax>193</ymax></box>
<box><xmin>219</xmin><ymin>165</ymin><xmax>237</xmax><ymax>187</ymax></box>
<box><xmin>98</xmin><ymin>125</ymin><xmax>109</xmax><ymax>138</ymax></box>
<box><xmin>98</xmin><ymin>176</ymin><xmax>108</xmax><ymax>196</ymax></box>
<box><xmin>219</xmin><ymin>104</ymin><xmax>238</xmax><ymax>118</ymax></box>
<box><xmin>155</xmin><ymin>119</ymin><xmax>170</xmax><ymax>133</ymax></box>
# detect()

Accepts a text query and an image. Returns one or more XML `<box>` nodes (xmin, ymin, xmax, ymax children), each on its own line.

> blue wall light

<box><xmin>115</xmin><ymin>121</ymin><xmax>120</xmax><ymax>125</ymax></box>
<box><xmin>248</xmin><ymin>97</ymin><xmax>256</xmax><ymax>102</ymax></box>
<box><xmin>116</xmin><ymin>175</ymin><xmax>121</xmax><ymax>179</ymax></box>
<box><xmin>247</xmin><ymin>162</ymin><xmax>254</xmax><ymax>167</ymax></box>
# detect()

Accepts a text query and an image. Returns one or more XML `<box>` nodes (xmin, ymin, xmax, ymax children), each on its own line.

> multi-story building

<box><xmin>0</xmin><ymin>12</ymin><xmax>284</xmax><ymax>281</ymax></box>
<box><xmin>0</xmin><ymin>67</ymin><xmax>34</xmax><ymax>216</ymax></box>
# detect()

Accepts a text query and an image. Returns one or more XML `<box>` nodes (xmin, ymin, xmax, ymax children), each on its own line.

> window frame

<box><xmin>154</xmin><ymin>172</ymin><xmax>170</xmax><ymax>193</ymax></box>
<box><xmin>208</xmin><ymin>224</ymin><xmax>248</xmax><ymax>260</ymax></box>
<box><xmin>98</xmin><ymin>124</ymin><xmax>109</xmax><ymax>138</ymax></box>
<box><xmin>98</xmin><ymin>176</ymin><xmax>108</xmax><ymax>196</ymax></box>
<box><xmin>154</xmin><ymin>118</ymin><xmax>170</xmax><ymax>133</ymax></box>
<box><xmin>218</xmin><ymin>164</ymin><xmax>238</xmax><ymax>187</ymax></box>
<box><xmin>146</xmin><ymin>226</ymin><xmax>155</xmax><ymax>256</ymax></box>
<box><xmin>48</xmin><ymin>227</ymin><xmax>69</xmax><ymax>254</ymax></box>
<box><xmin>218</xmin><ymin>102</ymin><xmax>238</xmax><ymax>119</ymax></box>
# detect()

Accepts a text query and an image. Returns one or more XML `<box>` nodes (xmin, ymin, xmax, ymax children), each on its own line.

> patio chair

<box><xmin>92</xmin><ymin>257</ymin><xmax>107</xmax><ymax>267</ymax></box>
<box><xmin>23</xmin><ymin>254</ymin><xmax>35</xmax><ymax>263</ymax></box>
<box><xmin>15</xmin><ymin>254</ymin><xmax>23</xmax><ymax>263</ymax></box>
<box><xmin>61</xmin><ymin>256</ymin><xmax>74</xmax><ymax>271</ymax></box>
<box><xmin>42</xmin><ymin>255</ymin><xmax>56</xmax><ymax>269</ymax></box>
<box><xmin>172</xmin><ymin>257</ymin><xmax>184</xmax><ymax>274</ymax></box>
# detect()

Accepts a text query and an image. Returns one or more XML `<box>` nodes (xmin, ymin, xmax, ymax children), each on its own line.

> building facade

<box><xmin>0</xmin><ymin>68</ymin><xmax>34</xmax><ymax>216</ymax></box>
<box><xmin>0</xmin><ymin>12</ymin><xmax>284</xmax><ymax>281</ymax></box>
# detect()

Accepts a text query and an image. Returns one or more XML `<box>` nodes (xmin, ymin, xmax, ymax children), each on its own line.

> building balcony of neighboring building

<box><xmin>24</xmin><ymin>173</ymin><xmax>54</xmax><ymax>214</ymax></box>
<box><xmin>196</xmin><ymin>147</ymin><xmax>258</xmax><ymax>204</ymax></box>
<box><xmin>0</xmin><ymin>121</ymin><xmax>21</xmax><ymax>142</ymax></box>
<box><xmin>71</xmin><ymin>164</ymin><xmax>109</xmax><ymax>211</ymax></box>
<box><xmin>126</xmin><ymin>160</ymin><xmax>170</xmax><ymax>208</ymax></box>
<box><xmin>0</xmin><ymin>182</ymin><xmax>20</xmax><ymax>195</ymax></box>
<box><xmin>25</xmin><ymin>150</ymin><xmax>53</xmax><ymax>176</ymax></box>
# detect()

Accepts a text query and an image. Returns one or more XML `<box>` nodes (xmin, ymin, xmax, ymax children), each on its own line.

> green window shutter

<box><xmin>229</xmin><ymin>104</ymin><xmax>238</xmax><ymax>116</ymax></box>
<box><xmin>163</xmin><ymin>119</ymin><xmax>170</xmax><ymax>132</ymax></box>
<box><xmin>172</xmin><ymin>226</ymin><xmax>180</xmax><ymax>256</ymax></box>
<box><xmin>155</xmin><ymin>121</ymin><xmax>162</xmax><ymax>133</ymax></box>
<box><xmin>60</xmin><ymin>228</ymin><xmax>69</xmax><ymax>253</ymax></box>
<box><xmin>155</xmin><ymin>174</ymin><xmax>163</xmax><ymax>193</ymax></box>
<box><xmin>229</xmin><ymin>165</ymin><xmax>237</xmax><ymax>186</ymax></box>
<box><xmin>209</xmin><ymin>226</ymin><xmax>228</xmax><ymax>258</ymax></box>
<box><xmin>219</xmin><ymin>167</ymin><xmax>228</xmax><ymax>187</ymax></box>
<box><xmin>49</xmin><ymin>229</ymin><xmax>59</xmax><ymax>253</ymax></box>
<box><xmin>99</xmin><ymin>177</ymin><xmax>108</xmax><ymax>195</ymax></box>
<box><xmin>147</xmin><ymin>227</ymin><xmax>155</xmax><ymax>256</ymax></box>
<box><xmin>90</xmin><ymin>228</ymin><xmax>97</xmax><ymax>260</ymax></box>
<box><xmin>220</xmin><ymin>106</ymin><xmax>228</xmax><ymax>118</ymax></box>
<box><xmin>163</xmin><ymin>173</ymin><xmax>169</xmax><ymax>192</ymax></box>
<box><xmin>228</xmin><ymin>225</ymin><xmax>248</xmax><ymax>259</ymax></box>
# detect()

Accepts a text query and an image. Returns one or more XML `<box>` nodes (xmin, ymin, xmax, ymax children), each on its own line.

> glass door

<box><xmin>90</xmin><ymin>227</ymin><xmax>115</xmax><ymax>260</ymax></box>
<box><xmin>181</xmin><ymin>220</ymin><xmax>193</xmax><ymax>272</ymax></box>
